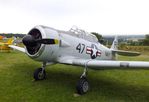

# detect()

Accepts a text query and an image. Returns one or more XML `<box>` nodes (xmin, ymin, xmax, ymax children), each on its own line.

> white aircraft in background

<box><xmin>9</xmin><ymin>25</ymin><xmax>149</xmax><ymax>95</ymax></box>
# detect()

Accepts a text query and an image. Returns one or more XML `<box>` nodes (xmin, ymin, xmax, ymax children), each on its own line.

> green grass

<box><xmin>1</xmin><ymin>51</ymin><xmax>149</xmax><ymax>102</ymax></box>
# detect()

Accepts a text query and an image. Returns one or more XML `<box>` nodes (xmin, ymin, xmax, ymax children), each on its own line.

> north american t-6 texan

<box><xmin>9</xmin><ymin>25</ymin><xmax>149</xmax><ymax>95</ymax></box>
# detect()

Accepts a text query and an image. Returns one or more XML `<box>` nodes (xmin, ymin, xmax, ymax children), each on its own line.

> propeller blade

<box><xmin>22</xmin><ymin>35</ymin><xmax>59</xmax><ymax>47</ymax></box>
<box><xmin>36</xmin><ymin>39</ymin><xmax>59</xmax><ymax>44</ymax></box>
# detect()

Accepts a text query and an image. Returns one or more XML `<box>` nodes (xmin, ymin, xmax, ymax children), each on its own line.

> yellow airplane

<box><xmin>0</xmin><ymin>35</ymin><xmax>4</xmax><ymax>40</ymax></box>
<box><xmin>0</xmin><ymin>38</ymin><xmax>14</xmax><ymax>52</ymax></box>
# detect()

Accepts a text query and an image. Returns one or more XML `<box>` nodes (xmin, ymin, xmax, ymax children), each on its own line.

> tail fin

<box><xmin>111</xmin><ymin>36</ymin><xmax>118</xmax><ymax>50</ymax></box>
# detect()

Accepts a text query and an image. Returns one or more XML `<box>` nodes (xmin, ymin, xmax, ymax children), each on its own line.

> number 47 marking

<box><xmin>76</xmin><ymin>43</ymin><xmax>85</xmax><ymax>54</ymax></box>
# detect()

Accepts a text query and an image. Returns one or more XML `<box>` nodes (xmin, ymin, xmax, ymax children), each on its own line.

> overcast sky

<box><xmin>0</xmin><ymin>0</ymin><xmax>149</xmax><ymax>35</ymax></box>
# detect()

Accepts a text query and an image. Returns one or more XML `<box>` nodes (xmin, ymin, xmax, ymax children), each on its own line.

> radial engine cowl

<box><xmin>23</xmin><ymin>28</ymin><xmax>42</xmax><ymax>56</ymax></box>
<box><xmin>23</xmin><ymin>25</ymin><xmax>59</xmax><ymax>61</ymax></box>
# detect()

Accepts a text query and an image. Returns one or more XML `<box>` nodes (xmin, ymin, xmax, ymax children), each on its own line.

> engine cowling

<box><xmin>23</xmin><ymin>25</ymin><xmax>60</xmax><ymax>62</ymax></box>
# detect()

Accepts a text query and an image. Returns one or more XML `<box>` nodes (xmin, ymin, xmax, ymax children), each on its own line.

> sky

<box><xmin>0</xmin><ymin>0</ymin><xmax>149</xmax><ymax>35</ymax></box>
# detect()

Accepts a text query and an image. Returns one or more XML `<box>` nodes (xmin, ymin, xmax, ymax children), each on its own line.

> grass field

<box><xmin>1</xmin><ymin>51</ymin><xmax>149</xmax><ymax>102</ymax></box>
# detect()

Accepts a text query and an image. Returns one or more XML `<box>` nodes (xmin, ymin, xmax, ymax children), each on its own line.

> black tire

<box><xmin>76</xmin><ymin>77</ymin><xmax>89</xmax><ymax>95</ymax></box>
<box><xmin>34</xmin><ymin>68</ymin><xmax>46</xmax><ymax>80</ymax></box>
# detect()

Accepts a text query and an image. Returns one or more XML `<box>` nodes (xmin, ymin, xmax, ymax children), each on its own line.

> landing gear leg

<box><xmin>34</xmin><ymin>62</ymin><xmax>47</xmax><ymax>80</ymax></box>
<box><xmin>76</xmin><ymin>64</ymin><xmax>89</xmax><ymax>95</ymax></box>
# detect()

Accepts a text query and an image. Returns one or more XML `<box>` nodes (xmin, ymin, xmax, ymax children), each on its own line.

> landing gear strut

<box><xmin>34</xmin><ymin>62</ymin><xmax>46</xmax><ymax>80</ymax></box>
<box><xmin>76</xmin><ymin>63</ymin><xmax>90</xmax><ymax>95</ymax></box>
<box><xmin>33</xmin><ymin>61</ymin><xmax>90</xmax><ymax>94</ymax></box>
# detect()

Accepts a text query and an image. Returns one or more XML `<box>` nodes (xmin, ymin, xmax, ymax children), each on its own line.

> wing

<box><xmin>58</xmin><ymin>57</ymin><xmax>149</xmax><ymax>69</ymax></box>
<box><xmin>112</xmin><ymin>49</ymin><xmax>141</xmax><ymax>56</ymax></box>
<box><xmin>9</xmin><ymin>45</ymin><xmax>25</xmax><ymax>53</ymax></box>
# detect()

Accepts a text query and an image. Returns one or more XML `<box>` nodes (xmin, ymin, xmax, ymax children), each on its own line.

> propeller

<box><xmin>22</xmin><ymin>35</ymin><xmax>58</xmax><ymax>47</ymax></box>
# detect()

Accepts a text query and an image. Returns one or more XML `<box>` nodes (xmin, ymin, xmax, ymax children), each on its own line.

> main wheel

<box><xmin>76</xmin><ymin>77</ymin><xmax>89</xmax><ymax>95</ymax></box>
<box><xmin>34</xmin><ymin>68</ymin><xmax>46</xmax><ymax>80</ymax></box>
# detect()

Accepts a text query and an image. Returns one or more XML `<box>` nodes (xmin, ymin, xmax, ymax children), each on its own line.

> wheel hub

<box><xmin>83</xmin><ymin>81</ymin><xmax>89</xmax><ymax>92</ymax></box>
<box><xmin>38</xmin><ymin>71</ymin><xmax>44</xmax><ymax>79</ymax></box>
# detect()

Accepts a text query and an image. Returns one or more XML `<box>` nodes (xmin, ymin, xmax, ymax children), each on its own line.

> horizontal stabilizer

<box><xmin>9</xmin><ymin>45</ymin><xmax>25</xmax><ymax>53</ymax></box>
<box><xmin>112</xmin><ymin>49</ymin><xmax>141</xmax><ymax>56</ymax></box>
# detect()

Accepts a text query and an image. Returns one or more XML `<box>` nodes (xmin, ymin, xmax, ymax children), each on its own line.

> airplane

<box><xmin>0</xmin><ymin>35</ymin><xmax>4</xmax><ymax>40</ymax></box>
<box><xmin>0</xmin><ymin>38</ymin><xmax>14</xmax><ymax>52</ymax></box>
<box><xmin>9</xmin><ymin>25</ymin><xmax>149</xmax><ymax>95</ymax></box>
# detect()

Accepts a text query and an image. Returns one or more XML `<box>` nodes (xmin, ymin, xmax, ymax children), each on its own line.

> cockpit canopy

<box><xmin>69</xmin><ymin>26</ymin><xmax>98</xmax><ymax>42</ymax></box>
<box><xmin>58</xmin><ymin>26</ymin><xmax>98</xmax><ymax>43</ymax></box>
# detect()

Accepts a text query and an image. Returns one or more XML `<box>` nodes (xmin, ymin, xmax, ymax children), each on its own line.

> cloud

<box><xmin>0</xmin><ymin>0</ymin><xmax>149</xmax><ymax>34</ymax></box>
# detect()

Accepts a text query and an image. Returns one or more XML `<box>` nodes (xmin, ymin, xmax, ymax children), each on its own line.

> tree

<box><xmin>91</xmin><ymin>32</ymin><xmax>103</xmax><ymax>43</ymax></box>
<box><xmin>143</xmin><ymin>34</ymin><xmax>149</xmax><ymax>45</ymax></box>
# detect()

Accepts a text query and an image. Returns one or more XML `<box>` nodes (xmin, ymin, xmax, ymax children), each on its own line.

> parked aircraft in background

<box><xmin>0</xmin><ymin>38</ymin><xmax>14</xmax><ymax>52</ymax></box>
<box><xmin>9</xmin><ymin>25</ymin><xmax>149</xmax><ymax>95</ymax></box>
<box><xmin>0</xmin><ymin>35</ymin><xmax>4</xmax><ymax>40</ymax></box>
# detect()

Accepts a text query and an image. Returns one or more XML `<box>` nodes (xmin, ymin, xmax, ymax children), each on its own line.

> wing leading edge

<box><xmin>9</xmin><ymin>45</ymin><xmax>25</xmax><ymax>53</ymax></box>
<box><xmin>58</xmin><ymin>58</ymin><xmax>149</xmax><ymax>70</ymax></box>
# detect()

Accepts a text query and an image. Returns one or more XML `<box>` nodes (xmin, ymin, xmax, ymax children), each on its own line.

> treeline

<box><xmin>121</xmin><ymin>34</ymin><xmax>149</xmax><ymax>46</ymax></box>
<box><xmin>0</xmin><ymin>33</ymin><xmax>26</xmax><ymax>38</ymax></box>
<box><xmin>91</xmin><ymin>32</ymin><xmax>149</xmax><ymax>46</ymax></box>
